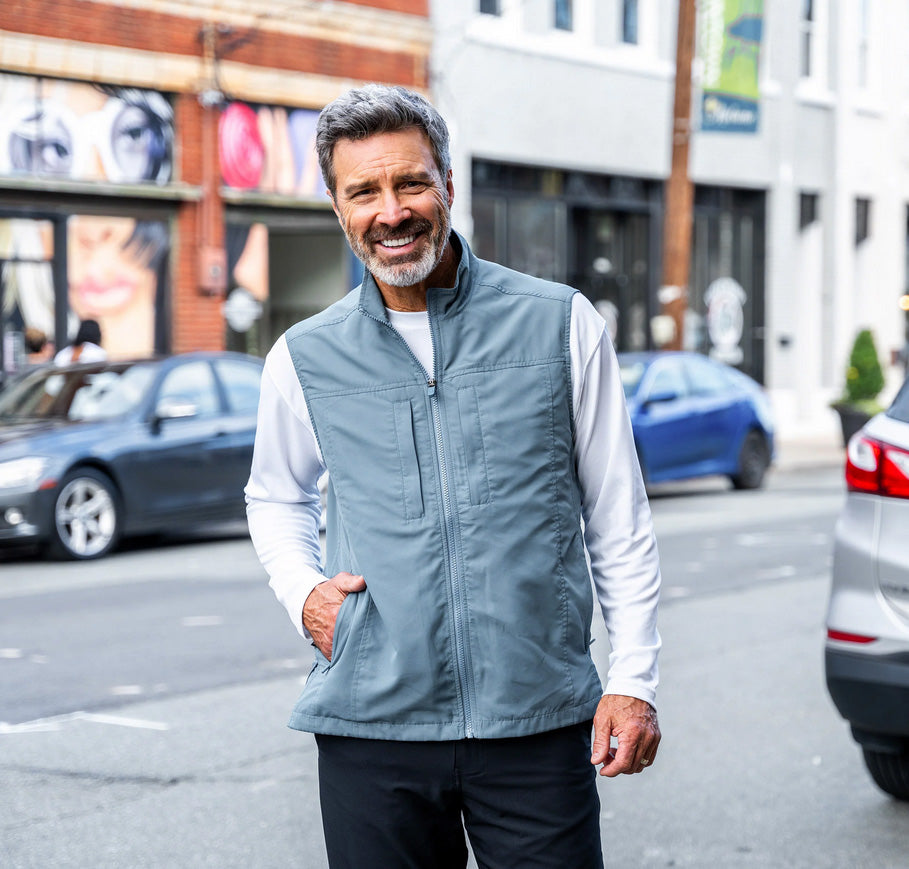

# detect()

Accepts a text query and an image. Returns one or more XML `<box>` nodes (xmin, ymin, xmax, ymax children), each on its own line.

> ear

<box><xmin>445</xmin><ymin>170</ymin><xmax>454</xmax><ymax>208</ymax></box>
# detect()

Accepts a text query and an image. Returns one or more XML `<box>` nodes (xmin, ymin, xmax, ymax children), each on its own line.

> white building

<box><xmin>430</xmin><ymin>0</ymin><xmax>909</xmax><ymax>441</ymax></box>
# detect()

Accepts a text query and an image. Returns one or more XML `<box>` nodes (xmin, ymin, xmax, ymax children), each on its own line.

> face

<box><xmin>329</xmin><ymin>129</ymin><xmax>454</xmax><ymax>289</ymax></box>
<box><xmin>68</xmin><ymin>215</ymin><xmax>157</xmax><ymax>318</ymax></box>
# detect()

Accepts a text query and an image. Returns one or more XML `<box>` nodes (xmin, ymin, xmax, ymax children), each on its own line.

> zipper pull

<box><xmin>427</xmin><ymin>378</ymin><xmax>437</xmax><ymax>396</ymax></box>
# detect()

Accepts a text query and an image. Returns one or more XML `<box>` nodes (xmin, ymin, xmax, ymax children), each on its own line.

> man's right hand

<box><xmin>302</xmin><ymin>572</ymin><xmax>367</xmax><ymax>660</ymax></box>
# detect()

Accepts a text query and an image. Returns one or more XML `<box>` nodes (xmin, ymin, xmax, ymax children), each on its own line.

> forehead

<box><xmin>332</xmin><ymin>128</ymin><xmax>439</xmax><ymax>184</ymax></box>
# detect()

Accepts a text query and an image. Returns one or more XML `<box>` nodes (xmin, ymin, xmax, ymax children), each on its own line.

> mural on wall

<box><xmin>0</xmin><ymin>74</ymin><xmax>173</xmax><ymax>184</ymax></box>
<box><xmin>219</xmin><ymin>102</ymin><xmax>326</xmax><ymax>197</ymax></box>
<box><xmin>67</xmin><ymin>215</ymin><xmax>169</xmax><ymax>358</ymax></box>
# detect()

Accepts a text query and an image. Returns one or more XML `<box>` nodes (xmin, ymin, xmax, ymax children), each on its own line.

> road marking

<box><xmin>110</xmin><ymin>685</ymin><xmax>144</xmax><ymax>696</ymax></box>
<box><xmin>181</xmin><ymin>615</ymin><xmax>224</xmax><ymax>627</ymax></box>
<box><xmin>757</xmin><ymin>565</ymin><xmax>798</xmax><ymax>581</ymax></box>
<box><xmin>261</xmin><ymin>658</ymin><xmax>306</xmax><ymax>671</ymax></box>
<box><xmin>1</xmin><ymin>710</ymin><xmax>169</xmax><ymax>734</ymax></box>
<box><xmin>77</xmin><ymin>712</ymin><xmax>169</xmax><ymax>730</ymax></box>
<box><xmin>0</xmin><ymin>648</ymin><xmax>23</xmax><ymax>658</ymax></box>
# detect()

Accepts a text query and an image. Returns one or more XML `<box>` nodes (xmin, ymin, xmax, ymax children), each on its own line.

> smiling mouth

<box><xmin>378</xmin><ymin>234</ymin><xmax>418</xmax><ymax>250</ymax></box>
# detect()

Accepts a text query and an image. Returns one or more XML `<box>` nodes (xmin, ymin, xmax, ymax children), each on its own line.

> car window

<box><xmin>157</xmin><ymin>361</ymin><xmax>219</xmax><ymax>417</ymax></box>
<box><xmin>888</xmin><ymin>377</ymin><xmax>909</xmax><ymax>423</ymax></box>
<box><xmin>683</xmin><ymin>356</ymin><xmax>730</xmax><ymax>396</ymax></box>
<box><xmin>214</xmin><ymin>358</ymin><xmax>262</xmax><ymax>414</ymax></box>
<box><xmin>645</xmin><ymin>362</ymin><xmax>688</xmax><ymax>401</ymax></box>
<box><xmin>0</xmin><ymin>364</ymin><xmax>153</xmax><ymax>421</ymax></box>
<box><xmin>69</xmin><ymin>367</ymin><xmax>157</xmax><ymax>420</ymax></box>
<box><xmin>619</xmin><ymin>360</ymin><xmax>647</xmax><ymax>398</ymax></box>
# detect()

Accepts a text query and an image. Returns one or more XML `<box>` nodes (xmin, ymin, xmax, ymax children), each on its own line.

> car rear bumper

<box><xmin>826</xmin><ymin>646</ymin><xmax>909</xmax><ymax>747</ymax></box>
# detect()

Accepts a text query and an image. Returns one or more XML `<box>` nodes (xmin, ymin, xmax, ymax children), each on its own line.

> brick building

<box><xmin>0</xmin><ymin>0</ymin><xmax>430</xmax><ymax>375</ymax></box>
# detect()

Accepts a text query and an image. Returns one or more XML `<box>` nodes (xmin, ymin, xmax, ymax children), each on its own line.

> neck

<box><xmin>376</xmin><ymin>237</ymin><xmax>459</xmax><ymax>312</ymax></box>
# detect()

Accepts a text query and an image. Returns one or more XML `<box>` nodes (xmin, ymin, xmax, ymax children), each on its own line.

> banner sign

<box><xmin>698</xmin><ymin>0</ymin><xmax>763</xmax><ymax>133</ymax></box>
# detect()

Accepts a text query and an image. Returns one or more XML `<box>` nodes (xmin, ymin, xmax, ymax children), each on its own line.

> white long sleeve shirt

<box><xmin>245</xmin><ymin>291</ymin><xmax>661</xmax><ymax>706</ymax></box>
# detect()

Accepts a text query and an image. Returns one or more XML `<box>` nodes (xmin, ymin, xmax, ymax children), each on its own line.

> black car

<box><xmin>0</xmin><ymin>352</ymin><xmax>263</xmax><ymax>559</ymax></box>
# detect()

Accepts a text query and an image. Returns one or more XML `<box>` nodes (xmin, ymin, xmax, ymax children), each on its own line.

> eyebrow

<box><xmin>340</xmin><ymin>170</ymin><xmax>437</xmax><ymax>199</ymax></box>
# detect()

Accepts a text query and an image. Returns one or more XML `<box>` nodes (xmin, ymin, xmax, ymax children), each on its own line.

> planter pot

<box><xmin>832</xmin><ymin>404</ymin><xmax>871</xmax><ymax>446</ymax></box>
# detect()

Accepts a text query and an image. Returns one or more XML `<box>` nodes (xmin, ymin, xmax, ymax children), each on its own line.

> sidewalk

<box><xmin>773</xmin><ymin>434</ymin><xmax>845</xmax><ymax>472</ymax></box>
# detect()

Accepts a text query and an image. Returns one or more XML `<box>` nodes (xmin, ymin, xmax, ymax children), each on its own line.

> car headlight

<box><xmin>0</xmin><ymin>457</ymin><xmax>50</xmax><ymax>491</ymax></box>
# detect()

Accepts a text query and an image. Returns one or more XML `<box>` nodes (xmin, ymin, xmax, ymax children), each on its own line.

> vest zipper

<box><xmin>360</xmin><ymin>306</ymin><xmax>475</xmax><ymax>737</ymax></box>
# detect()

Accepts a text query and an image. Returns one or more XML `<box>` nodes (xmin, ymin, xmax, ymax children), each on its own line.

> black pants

<box><xmin>315</xmin><ymin>722</ymin><xmax>603</xmax><ymax>869</ymax></box>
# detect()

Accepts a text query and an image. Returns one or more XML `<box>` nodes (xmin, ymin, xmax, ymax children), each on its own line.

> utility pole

<box><xmin>659</xmin><ymin>0</ymin><xmax>697</xmax><ymax>351</ymax></box>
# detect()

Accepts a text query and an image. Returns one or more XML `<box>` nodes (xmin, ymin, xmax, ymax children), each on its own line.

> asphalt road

<box><xmin>2</xmin><ymin>466</ymin><xmax>907</xmax><ymax>867</ymax></box>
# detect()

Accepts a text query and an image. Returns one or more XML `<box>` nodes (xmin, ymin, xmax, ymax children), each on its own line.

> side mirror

<box><xmin>152</xmin><ymin>396</ymin><xmax>198</xmax><ymax>428</ymax></box>
<box><xmin>642</xmin><ymin>389</ymin><xmax>679</xmax><ymax>408</ymax></box>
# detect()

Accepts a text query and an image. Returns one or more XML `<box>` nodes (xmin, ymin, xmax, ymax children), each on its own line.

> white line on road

<box><xmin>181</xmin><ymin>615</ymin><xmax>224</xmax><ymax>627</ymax></box>
<box><xmin>0</xmin><ymin>648</ymin><xmax>23</xmax><ymax>658</ymax></box>
<box><xmin>0</xmin><ymin>710</ymin><xmax>169</xmax><ymax>734</ymax></box>
<box><xmin>110</xmin><ymin>685</ymin><xmax>144</xmax><ymax>696</ymax></box>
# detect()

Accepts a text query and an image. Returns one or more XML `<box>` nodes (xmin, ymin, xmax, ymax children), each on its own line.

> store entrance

<box><xmin>224</xmin><ymin>212</ymin><xmax>351</xmax><ymax>358</ymax></box>
<box><xmin>571</xmin><ymin>208</ymin><xmax>652</xmax><ymax>352</ymax></box>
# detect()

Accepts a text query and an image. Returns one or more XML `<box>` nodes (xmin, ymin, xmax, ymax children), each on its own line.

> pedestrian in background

<box><xmin>54</xmin><ymin>318</ymin><xmax>106</xmax><ymax>365</ymax></box>
<box><xmin>245</xmin><ymin>84</ymin><xmax>662</xmax><ymax>869</ymax></box>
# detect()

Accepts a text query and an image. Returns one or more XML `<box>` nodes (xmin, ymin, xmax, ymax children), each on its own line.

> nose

<box><xmin>376</xmin><ymin>189</ymin><xmax>410</xmax><ymax>226</ymax></box>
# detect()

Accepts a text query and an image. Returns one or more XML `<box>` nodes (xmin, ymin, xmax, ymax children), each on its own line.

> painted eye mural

<box><xmin>0</xmin><ymin>74</ymin><xmax>173</xmax><ymax>184</ymax></box>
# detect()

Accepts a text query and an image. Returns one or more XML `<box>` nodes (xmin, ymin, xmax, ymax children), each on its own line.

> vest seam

<box><xmin>543</xmin><ymin>365</ymin><xmax>576</xmax><ymax>699</ymax></box>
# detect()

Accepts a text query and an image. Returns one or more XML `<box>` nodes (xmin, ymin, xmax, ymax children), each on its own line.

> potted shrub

<box><xmin>831</xmin><ymin>328</ymin><xmax>886</xmax><ymax>445</ymax></box>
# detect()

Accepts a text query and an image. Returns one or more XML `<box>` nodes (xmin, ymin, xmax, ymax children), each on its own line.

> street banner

<box><xmin>698</xmin><ymin>0</ymin><xmax>763</xmax><ymax>133</ymax></box>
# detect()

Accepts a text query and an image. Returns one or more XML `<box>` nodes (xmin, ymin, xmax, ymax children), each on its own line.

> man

<box><xmin>246</xmin><ymin>84</ymin><xmax>661</xmax><ymax>868</ymax></box>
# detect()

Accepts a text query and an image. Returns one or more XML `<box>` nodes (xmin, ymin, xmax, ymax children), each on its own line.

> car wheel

<box><xmin>49</xmin><ymin>468</ymin><xmax>122</xmax><ymax>560</ymax></box>
<box><xmin>730</xmin><ymin>430</ymin><xmax>769</xmax><ymax>490</ymax></box>
<box><xmin>863</xmin><ymin>748</ymin><xmax>909</xmax><ymax>801</ymax></box>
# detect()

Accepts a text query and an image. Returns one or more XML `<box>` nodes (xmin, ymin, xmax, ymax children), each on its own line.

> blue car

<box><xmin>0</xmin><ymin>352</ymin><xmax>263</xmax><ymax>560</ymax></box>
<box><xmin>618</xmin><ymin>351</ymin><xmax>775</xmax><ymax>489</ymax></box>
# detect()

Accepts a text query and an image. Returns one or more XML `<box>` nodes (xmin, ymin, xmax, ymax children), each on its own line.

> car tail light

<box><xmin>845</xmin><ymin>434</ymin><xmax>909</xmax><ymax>499</ymax></box>
<box><xmin>827</xmin><ymin>628</ymin><xmax>877</xmax><ymax>644</ymax></box>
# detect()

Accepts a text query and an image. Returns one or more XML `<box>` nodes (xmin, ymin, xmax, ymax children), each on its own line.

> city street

<box><xmin>2</xmin><ymin>464</ymin><xmax>907</xmax><ymax>867</ymax></box>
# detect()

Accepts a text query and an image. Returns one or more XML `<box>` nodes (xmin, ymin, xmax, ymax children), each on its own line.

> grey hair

<box><xmin>316</xmin><ymin>84</ymin><xmax>451</xmax><ymax>195</ymax></box>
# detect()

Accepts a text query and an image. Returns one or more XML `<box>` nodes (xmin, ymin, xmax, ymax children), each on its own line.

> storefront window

<box><xmin>0</xmin><ymin>218</ymin><xmax>56</xmax><ymax>376</ymax></box>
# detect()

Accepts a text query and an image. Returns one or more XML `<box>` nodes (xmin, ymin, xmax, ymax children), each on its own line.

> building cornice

<box><xmin>0</xmin><ymin>30</ymin><xmax>423</xmax><ymax>106</ymax></box>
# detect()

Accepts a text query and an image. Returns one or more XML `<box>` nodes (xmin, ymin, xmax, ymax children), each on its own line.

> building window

<box><xmin>555</xmin><ymin>0</ymin><xmax>573</xmax><ymax>31</ymax></box>
<box><xmin>800</xmin><ymin>0</ymin><xmax>814</xmax><ymax>77</ymax></box>
<box><xmin>622</xmin><ymin>0</ymin><xmax>639</xmax><ymax>44</ymax></box>
<box><xmin>799</xmin><ymin>193</ymin><xmax>819</xmax><ymax>230</ymax></box>
<box><xmin>855</xmin><ymin>198</ymin><xmax>872</xmax><ymax>245</ymax></box>
<box><xmin>479</xmin><ymin>0</ymin><xmax>501</xmax><ymax>14</ymax></box>
<box><xmin>857</xmin><ymin>0</ymin><xmax>870</xmax><ymax>88</ymax></box>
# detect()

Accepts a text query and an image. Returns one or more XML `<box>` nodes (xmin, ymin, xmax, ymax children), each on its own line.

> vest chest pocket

<box><xmin>457</xmin><ymin>386</ymin><xmax>492</xmax><ymax>506</ymax></box>
<box><xmin>392</xmin><ymin>399</ymin><xmax>425</xmax><ymax>520</ymax></box>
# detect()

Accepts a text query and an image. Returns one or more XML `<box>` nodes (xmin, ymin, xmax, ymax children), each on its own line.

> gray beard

<box><xmin>349</xmin><ymin>209</ymin><xmax>451</xmax><ymax>288</ymax></box>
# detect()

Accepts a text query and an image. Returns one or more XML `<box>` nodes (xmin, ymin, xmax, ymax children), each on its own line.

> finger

<box><xmin>590</xmin><ymin>720</ymin><xmax>613</xmax><ymax>765</ymax></box>
<box><xmin>334</xmin><ymin>572</ymin><xmax>366</xmax><ymax>593</ymax></box>
<box><xmin>599</xmin><ymin>737</ymin><xmax>636</xmax><ymax>777</ymax></box>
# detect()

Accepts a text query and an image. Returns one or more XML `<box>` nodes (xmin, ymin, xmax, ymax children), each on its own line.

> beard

<box><xmin>346</xmin><ymin>207</ymin><xmax>451</xmax><ymax>288</ymax></box>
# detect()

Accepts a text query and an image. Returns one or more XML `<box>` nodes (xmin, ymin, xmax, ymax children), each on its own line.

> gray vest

<box><xmin>285</xmin><ymin>234</ymin><xmax>602</xmax><ymax>740</ymax></box>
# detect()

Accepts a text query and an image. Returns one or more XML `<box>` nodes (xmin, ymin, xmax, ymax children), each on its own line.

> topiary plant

<box><xmin>843</xmin><ymin>328</ymin><xmax>885</xmax><ymax>410</ymax></box>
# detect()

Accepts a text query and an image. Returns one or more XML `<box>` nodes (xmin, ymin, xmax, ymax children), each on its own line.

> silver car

<box><xmin>825</xmin><ymin>376</ymin><xmax>909</xmax><ymax>800</ymax></box>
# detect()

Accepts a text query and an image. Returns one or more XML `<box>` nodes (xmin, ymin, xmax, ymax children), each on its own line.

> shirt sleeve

<box><xmin>570</xmin><ymin>293</ymin><xmax>662</xmax><ymax>707</ymax></box>
<box><xmin>245</xmin><ymin>336</ymin><xmax>326</xmax><ymax>638</ymax></box>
